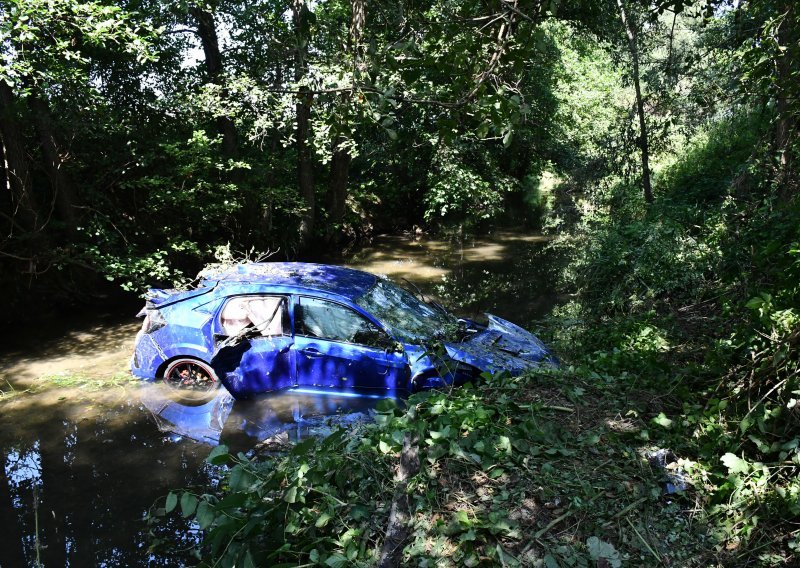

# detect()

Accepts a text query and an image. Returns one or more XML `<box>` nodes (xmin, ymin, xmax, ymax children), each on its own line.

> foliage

<box><xmin>546</xmin><ymin>98</ymin><xmax>800</xmax><ymax>564</ymax></box>
<box><xmin>424</xmin><ymin>146</ymin><xmax>514</xmax><ymax>227</ymax></box>
<box><xmin>2</xmin><ymin>0</ymin><xmax>798</xmax><ymax>564</ymax></box>
<box><xmin>154</xmin><ymin>372</ymin><xmax>713</xmax><ymax>567</ymax></box>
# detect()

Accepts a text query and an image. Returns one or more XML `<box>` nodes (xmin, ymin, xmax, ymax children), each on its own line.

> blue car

<box><xmin>131</xmin><ymin>262</ymin><xmax>556</xmax><ymax>399</ymax></box>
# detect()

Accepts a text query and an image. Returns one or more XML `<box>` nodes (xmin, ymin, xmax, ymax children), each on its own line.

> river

<box><xmin>0</xmin><ymin>230</ymin><xmax>558</xmax><ymax>567</ymax></box>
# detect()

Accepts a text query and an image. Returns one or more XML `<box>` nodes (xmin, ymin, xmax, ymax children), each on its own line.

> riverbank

<box><xmin>169</xmin><ymin>368</ymin><xmax>717</xmax><ymax>567</ymax></box>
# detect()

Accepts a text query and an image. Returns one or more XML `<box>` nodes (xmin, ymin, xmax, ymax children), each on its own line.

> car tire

<box><xmin>161</xmin><ymin>357</ymin><xmax>222</xmax><ymax>403</ymax></box>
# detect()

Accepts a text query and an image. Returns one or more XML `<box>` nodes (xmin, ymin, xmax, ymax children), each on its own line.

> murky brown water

<box><xmin>0</xmin><ymin>230</ymin><xmax>558</xmax><ymax>567</ymax></box>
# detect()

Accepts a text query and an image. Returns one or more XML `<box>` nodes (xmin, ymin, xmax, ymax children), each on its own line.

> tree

<box><xmin>615</xmin><ymin>0</ymin><xmax>654</xmax><ymax>203</ymax></box>
<box><xmin>0</xmin><ymin>0</ymin><xmax>155</xmax><ymax>256</ymax></box>
<box><xmin>325</xmin><ymin>0</ymin><xmax>365</xmax><ymax>238</ymax></box>
<box><xmin>293</xmin><ymin>0</ymin><xmax>315</xmax><ymax>247</ymax></box>
<box><xmin>191</xmin><ymin>3</ymin><xmax>239</xmax><ymax>158</ymax></box>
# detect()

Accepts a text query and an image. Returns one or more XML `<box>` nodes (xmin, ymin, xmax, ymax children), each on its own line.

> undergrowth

<box><xmin>151</xmin><ymin>371</ymin><xmax>715</xmax><ymax>567</ymax></box>
<box><xmin>541</xmin><ymin>110</ymin><xmax>800</xmax><ymax>565</ymax></box>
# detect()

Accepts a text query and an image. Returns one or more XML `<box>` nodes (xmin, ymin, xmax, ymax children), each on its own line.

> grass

<box><xmin>0</xmin><ymin>376</ymin><xmax>31</xmax><ymax>401</ymax></box>
<box><xmin>35</xmin><ymin>371</ymin><xmax>139</xmax><ymax>391</ymax></box>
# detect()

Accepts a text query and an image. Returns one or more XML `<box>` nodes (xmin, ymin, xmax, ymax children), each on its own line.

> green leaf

<box><xmin>291</xmin><ymin>437</ymin><xmax>316</xmax><ymax>456</ymax></box>
<box><xmin>164</xmin><ymin>492</ymin><xmax>177</xmax><ymax>514</ymax></box>
<box><xmin>489</xmin><ymin>467</ymin><xmax>505</xmax><ymax>479</ymax></box>
<box><xmin>429</xmin><ymin>425</ymin><xmax>452</xmax><ymax>440</ymax></box>
<box><xmin>217</xmin><ymin>492</ymin><xmax>247</xmax><ymax>509</ymax></box>
<box><xmin>587</xmin><ymin>536</ymin><xmax>622</xmax><ymax>567</ymax></box>
<box><xmin>375</xmin><ymin>398</ymin><xmax>398</xmax><ymax>412</ymax></box>
<box><xmin>543</xmin><ymin>554</ymin><xmax>559</xmax><ymax>568</ymax></box>
<box><xmin>652</xmin><ymin>413</ymin><xmax>673</xmax><ymax>429</ymax></box>
<box><xmin>325</xmin><ymin>553</ymin><xmax>349</xmax><ymax>568</ymax></box>
<box><xmin>745</xmin><ymin>297</ymin><xmax>763</xmax><ymax>309</ymax></box>
<box><xmin>207</xmin><ymin>444</ymin><xmax>230</xmax><ymax>465</ymax></box>
<box><xmin>196</xmin><ymin>500</ymin><xmax>214</xmax><ymax>529</ymax></box>
<box><xmin>721</xmin><ymin>452</ymin><xmax>749</xmax><ymax>475</ymax></box>
<box><xmin>459</xmin><ymin>529</ymin><xmax>477</xmax><ymax>542</ymax></box>
<box><xmin>242</xmin><ymin>550</ymin><xmax>256</xmax><ymax>568</ymax></box>
<box><xmin>284</xmin><ymin>486</ymin><xmax>298</xmax><ymax>504</ymax></box>
<box><xmin>180</xmin><ymin>492</ymin><xmax>198</xmax><ymax>517</ymax></box>
<box><xmin>315</xmin><ymin>511</ymin><xmax>333</xmax><ymax>528</ymax></box>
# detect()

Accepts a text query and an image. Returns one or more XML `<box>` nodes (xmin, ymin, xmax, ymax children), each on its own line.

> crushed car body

<box><xmin>131</xmin><ymin>262</ymin><xmax>557</xmax><ymax>399</ymax></box>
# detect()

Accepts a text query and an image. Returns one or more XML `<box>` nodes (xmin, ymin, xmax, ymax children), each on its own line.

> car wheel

<box><xmin>162</xmin><ymin>358</ymin><xmax>221</xmax><ymax>402</ymax></box>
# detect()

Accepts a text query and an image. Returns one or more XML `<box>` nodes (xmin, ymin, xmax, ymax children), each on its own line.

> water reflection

<box><xmin>0</xmin><ymin>382</ymin><xmax>392</xmax><ymax>567</ymax></box>
<box><xmin>0</xmin><ymin>390</ymin><xmax>212</xmax><ymax>567</ymax></box>
<box><xmin>140</xmin><ymin>383</ymin><xmax>392</xmax><ymax>453</ymax></box>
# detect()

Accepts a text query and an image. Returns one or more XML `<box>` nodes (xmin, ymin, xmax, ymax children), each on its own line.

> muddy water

<box><xmin>0</xmin><ymin>230</ymin><xmax>557</xmax><ymax>567</ymax></box>
<box><xmin>341</xmin><ymin>229</ymin><xmax>557</xmax><ymax>323</ymax></box>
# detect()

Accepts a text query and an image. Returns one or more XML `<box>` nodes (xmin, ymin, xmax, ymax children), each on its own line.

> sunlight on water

<box><xmin>0</xmin><ymin>229</ymin><xmax>556</xmax><ymax>566</ymax></box>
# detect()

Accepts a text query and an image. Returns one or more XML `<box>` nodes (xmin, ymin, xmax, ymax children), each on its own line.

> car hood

<box><xmin>444</xmin><ymin>314</ymin><xmax>556</xmax><ymax>375</ymax></box>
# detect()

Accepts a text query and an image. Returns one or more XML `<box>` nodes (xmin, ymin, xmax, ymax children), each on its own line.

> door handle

<box><xmin>300</xmin><ymin>347</ymin><xmax>322</xmax><ymax>357</ymax></box>
<box><xmin>278</xmin><ymin>345</ymin><xmax>291</xmax><ymax>355</ymax></box>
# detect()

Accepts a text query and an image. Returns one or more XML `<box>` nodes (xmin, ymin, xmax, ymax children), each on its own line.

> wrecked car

<box><xmin>131</xmin><ymin>262</ymin><xmax>556</xmax><ymax>399</ymax></box>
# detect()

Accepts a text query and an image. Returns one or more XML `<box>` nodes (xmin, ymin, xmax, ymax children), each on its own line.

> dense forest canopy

<box><xmin>0</xmin><ymin>0</ymin><xmax>795</xmax><ymax>293</ymax></box>
<box><xmin>1</xmin><ymin>0</ymin><xmax>799</xmax><ymax>564</ymax></box>
<box><xmin>2</xmin><ymin>0</ymin><xmax>566</xmax><ymax>299</ymax></box>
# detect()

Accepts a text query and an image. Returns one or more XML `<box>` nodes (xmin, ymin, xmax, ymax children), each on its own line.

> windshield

<box><xmin>355</xmin><ymin>279</ymin><xmax>456</xmax><ymax>343</ymax></box>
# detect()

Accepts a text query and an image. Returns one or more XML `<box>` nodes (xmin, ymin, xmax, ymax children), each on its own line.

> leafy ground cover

<box><xmin>152</xmin><ymin>369</ymin><xmax>720</xmax><ymax>567</ymax></box>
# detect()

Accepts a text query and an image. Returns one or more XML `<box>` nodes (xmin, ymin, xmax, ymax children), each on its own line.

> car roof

<box><xmin>199</xmin><ymin>262</ymin><xmax>378</xmax><ymax>302</ymax></box>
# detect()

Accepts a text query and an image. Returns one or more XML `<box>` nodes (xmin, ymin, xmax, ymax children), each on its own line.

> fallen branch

<box><xmin>542</xmin><ymin>404</ymin><xmax>575</xmax><ymax>413</ymax></box>
<box><xmin>377</xmin><ymin>432</ymin><xmax>420</xmax><ymax>568</ymax></box>
<box><xmin>533</xmin><ymin>508</ymin><xmax>572</xmax><ymax>539</ymax></box>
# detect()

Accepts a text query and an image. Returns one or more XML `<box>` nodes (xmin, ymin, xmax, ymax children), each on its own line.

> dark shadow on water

<box><xmin>0</xmin><ymin>297</ymin><xmax>141</xmax><ymax>356</ymax></box>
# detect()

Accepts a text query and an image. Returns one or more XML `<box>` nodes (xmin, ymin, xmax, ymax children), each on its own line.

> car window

<box><xmin>296</xmin><ymin>297</ymin><xmax>390</xmax><ymax>348</ymax></box>
<box><xmin>220</xmin><ymin>296</ymin><xmax>288</xmax><ymax>337</ymax></box>
<box><xmin>355</xmin><ymin>279</ymin><xmax>456</xmax><ymax>343</ymax></box>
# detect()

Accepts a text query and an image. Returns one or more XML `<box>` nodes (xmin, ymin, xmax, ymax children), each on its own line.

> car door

<box><xmin>293</xmin><ymin>296</ymin><xmax>409</xmax><ymax>393</ymax></box>
<box><xmin>211</xmin><ymin>295</ymin><xmax>295</xmax><ymax>398</ymax></box>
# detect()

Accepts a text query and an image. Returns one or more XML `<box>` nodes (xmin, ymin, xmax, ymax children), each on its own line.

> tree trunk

<box><xmin>296</xmin><ymin>87</ymin><xmax>315</xmax><ymax>245</ymax></box>
<box><xmin>327</xmin><ymin>140</ymin><xmax>351</xmax><ymax>230</ymax></box>
<box><xmin>325</xmin><ymin>0</ymin><xmax>365</xmax><ymax>238</ymax></box>
<box><xmin>191</xmin><ymin>6</ymin><xmax>238</xmax><ymax>158</ymax></box>
<box><xmin>0</xmin><ymin>80</ymin><xmax>37</xmax><ymax>233</ymax></box>
<box><xmin>294</xmin><ymin>0</ymin><xmax>315</xmax><ymax>246</ymax></box>
<box><xmin>775</xmin><ymin>2</ymin><xmax>796</xmax><ymax>195</ymax></box>
<box><xmin>377</xmin><ymin>433</ymin><xmax>420</xmax><ymax>568</ymax></box>
<box><xmin>28</xmin><ymin>94</ymin><xmax>77</xmax><ymax>232</ymax></box>
<box><xmin>616</xmin><ymin>0</ymin><xmax>653</xmax><ymax>204</ymax></box>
